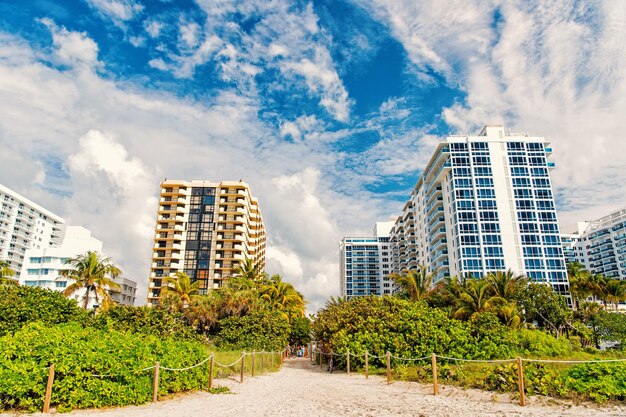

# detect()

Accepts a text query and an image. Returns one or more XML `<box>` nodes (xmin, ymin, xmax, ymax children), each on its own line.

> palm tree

<box><xmin>486</xmin><ymin>269</ymin><xmax>526</xmax><ymax>301</ymax></box>
<box><xmin>390</xmin><ymin>265</ymin><xmax>437</xmax><ymax>302</ymax></box>
<box><xmin>232</xmin><ymin>257</ymin><xmax>264</xmax><ymax>283</ymax></box>
<box><xmin>0</xmin><ymin>260</ymin><xmax>17</xmax><ymax>285</ymax></box>
<box><xmin>604</xmin><ymin>279</ymin><xmax>626</xmax><ymax>311</ymax></box>
<box><xmin>324</xmin><ymin>295</ymin><xmax>347</xmax><ymax>310</ymax></box>
<box><xmin>60</xmin><ymin>251</ymin><xmax>121</xmax><ymax>309</ymax></box>
<box><xmin>260</xmin><ymin>274</ymin><xmax>305</xmax><ymax>322</ymax></box>
<box><xmin>161</xmin><ymin>271</ymin><xmax>201</xmax><ymax>309</ymax></box>
<box><xmin>453</xmin><ymin>278</ymin><xmax>502</xmax><ymax>320</ymax></box>
<box><xmin>567</xmin><ymin>262</ymin><xmax>592</xmax><ymax>308</ymax></box>
<box><xmin>588</xmin><ymin>273</ymin><xmax>609</xmax><ymax>308</ymax></box>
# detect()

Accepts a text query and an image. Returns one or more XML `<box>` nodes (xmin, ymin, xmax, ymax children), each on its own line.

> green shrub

<box><xmin>512</xmin><ymin>328</ymin><xmax>573</xmax><ymax>357</ymax></box>
<box><xmin>0</xmin><ymin>285</ymin><xmax>87</xmax><ymax>336</ymax></box>
<box><xmin>90</xmin><ymin>305</ymin><xmax>201</xmax><ymax>342</ymax></box>
<box><xmin>0</xmin><ymin>322</ymin><xmax>210</xmax><ymax>412</ymax></box>
<box><xmin>214</xmin><ymin>309</ymin><xmax>290</xmax><ymax>351</ymax></box>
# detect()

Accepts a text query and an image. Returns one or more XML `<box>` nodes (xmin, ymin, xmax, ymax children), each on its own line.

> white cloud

<box><xmin>283</xmin><ymin>46</ymin><xmax>351</xmax><ymax>122</ymax></box>
<box><xmin>86</xmin><ymin>0</ymin><xmax>144</xmax><ymax>23</ymax></box>
<box><xmin>39</xmin><ymin>18</ymin><xmax>99</xmax><ymax>68</ymax></box>
<box><xmin>179</xmin><ymin>21</ymin><xmax>201</xmax><ymax>48</ymax></box>
<box><xmin>363</xmin><ymin>0</ymin><xmax>626</xmax><ymax>221</ymax></box>
<box><xmin>144</xmin><ymin>20</ymin><xmax>164</xmax><ymax>38</ymax></box>
<box><xmin>0</xmin><ymin>32</ymin><xmax>382</xmax><ymax>311</ymax></box>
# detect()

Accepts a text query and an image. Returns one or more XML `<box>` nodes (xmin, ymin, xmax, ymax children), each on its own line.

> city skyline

<box><xmin>0</xmin><ymin>1</ymin><xmax>625</xmax><ymax>311</ymax></box>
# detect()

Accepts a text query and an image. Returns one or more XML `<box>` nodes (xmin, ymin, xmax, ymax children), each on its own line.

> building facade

<box><xmin>340</xmin><ymin>221</ymin><xmax>394</xmax><ymax>299</ymax></box>
<box><xmin>0</xmin><ymin>183</ymin><xmax>64</xmax><ymax>280</ymax></box>
<box><xmin>387</xmin><ymin>125</ymin><xmax>568</xmax><ymax>296</ymax></box>
<box><xmin>20</xmin><ymin>226</ymin><xmax>137</xmax><ymax>308</ymax></box>
<box><xmin>148</xmin><ymin>180</ymin><xmax>266</xmax><ymax>306</ymax></box>
<box><xmin>561</xmin><ymin>208</ymin><xmax>626</xmax><ymax>280</ymax></box>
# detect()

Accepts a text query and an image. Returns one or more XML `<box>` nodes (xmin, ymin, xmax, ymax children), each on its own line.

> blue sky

<box><xmin>0</xmin><ymin>0</ymin><xmax>625</xmax><ymax>310</ymax></box>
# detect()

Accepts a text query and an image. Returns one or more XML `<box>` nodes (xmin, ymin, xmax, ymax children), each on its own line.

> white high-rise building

<box><xmin>388</xmin><ymin>125</ymin><xmax>569</xmax><ymax>296</ymax></box>
<box><xmin>340</xmin><ymin>221</ymin><xmax>394</xmax><ymax>299</ymax></box>
<box><xmin>20</xmin><ymin>226</ymin><xmax>137</xmax><ymax>308</ymax></box>
<box><xmin>561</xmin><ymin>208</ymin><xmax>626</xmax><ymax>280</ymax></box>
<box><xmin>0</xmin><ymin>183</ymin><xmax>64</xmax><ymax>280</ymax></box>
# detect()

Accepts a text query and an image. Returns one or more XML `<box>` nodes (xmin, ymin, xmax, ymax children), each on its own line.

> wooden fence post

<box><xmin>386</xmin><ymin>352</ymin><xmax>391</xmax><ymax>385</ymax></box>
<box><xmin>240</xmin><ymin>352</ymin><xmax>246</xmax><ymax>383</ymax></box>
<box><xmin>152</xmin><ymin>362</ymin><xmax>160</xmax><ymax>402</ymax></box>
<box><xmin>42</xmin><ymin>363</ymin><xmax>54</xmax><ymax>413</ymax></box>
<box><xmin>261</xmin><ymin>350</ymin><xmax>265</xmax><ymax>374</ymax></box>
<box><xmin>251</xmin><ymin>351</ymin><xmax>256</xmax><ymax>377</ymax></box>
<box><xmin>432</xmin><ymin>353</ymin><xmax>438</xmax><ymax>396</ymax></box>
<box><xmin>365</xmin><ymin>351</ymin><xmax>369</xmax><ymax>379</ymax></box>
<box><xmin>346</xmin><ymin>350</ymin><xmax>350</xmax><ymax>375</ymax></box>
<box><xmin>517</xmin><ymin>357</ymin><xmax>525</xmax><ymax>406</ymax></box>
<box><xmin>208</xmin><ymin>355</ymin><xmax>214</xmax><ymax>390</ymax></box>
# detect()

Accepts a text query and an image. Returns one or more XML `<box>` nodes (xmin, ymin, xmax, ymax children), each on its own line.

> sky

<box><xmin>0</xmin><ymin>0</ymin><xmax>625</xmax><ymax>312</ymax></box>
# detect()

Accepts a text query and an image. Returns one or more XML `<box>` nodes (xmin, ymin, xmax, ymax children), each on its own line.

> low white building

<box><xmin>20</xmin><ymin>226</ymin><xmax>137</xmax><ymax>308</ymax></box>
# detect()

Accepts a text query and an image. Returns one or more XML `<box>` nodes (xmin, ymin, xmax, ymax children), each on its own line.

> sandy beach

<box><xmin>19</xmin><ymin>358</ymin><xmax>626</xmax><ymax>417</ymax></box>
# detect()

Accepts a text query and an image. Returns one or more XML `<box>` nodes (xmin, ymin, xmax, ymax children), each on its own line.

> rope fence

<box><xmin>309</xmin><ymin>342</ymin><xmax>626</xmax><ymax>407</ymax></box>
<box><xmin>40</xmin><ymin>349</ymin><xmax>289</xmax><ymax>413</ymax></box>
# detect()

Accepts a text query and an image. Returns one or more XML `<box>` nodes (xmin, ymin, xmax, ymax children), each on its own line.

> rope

<box><xmin>391</xmin><ymin>355</ymin><xmax>431</xmax><ymax>361</ymax></box>
<box><xmin>436</xmin><ymin>355</ymin><xmax>517</xmax><ymax>363</ymax></box>
<box><xmin>213</xmin><ymin>356</ymin><xmax>244</xmax><ymax>368</ymax></box>
<box><xmin>161</xmin><ymin>356</ymin><xmax>212</xmax><ymax>371</ymax></box>
<box><xmin>91</xmin><ymin>365</ymin><xmax>155</xmax><ymax>378</ymax></box>
<box><xmin>522</xmin><ymin>358</ymin><xmax>626</xmax><ymax>364</ymax></box>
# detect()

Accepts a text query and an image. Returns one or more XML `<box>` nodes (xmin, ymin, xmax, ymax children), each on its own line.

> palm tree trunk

<box><xmin>83</xmin><ymin>287</ymin><xmax>90</xmax><ymax>309</ymax></box>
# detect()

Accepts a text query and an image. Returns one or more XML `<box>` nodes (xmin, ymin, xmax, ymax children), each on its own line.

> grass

<box><xmin>212</xmin><ymin>350</ymin><xmax>283</xmax><ymax>379</ymax></box>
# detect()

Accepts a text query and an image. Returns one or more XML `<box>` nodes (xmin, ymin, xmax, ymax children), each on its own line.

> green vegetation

<box><xmin>61</xmin><ymin>251</ymin><xmax>121</xmax><ymax>309</ymax></box>
<box><xmin>314</xmin><ymin>264</ymin><xmax>626</xmax><ymax>404</ymax></box>
<box><xmin>0</xmin><ymin>285</ymin><xmax>88</xmax><ymax>336</ymax></box>
<box><xmin>0</xmin><ymin>254</ymin><xmax>307</xmax><ymax>412</ymax></box>
<box><xmin>0</xmin><ymin>260</ymin><xmax>17</xmax><ymax>286</ymax></box>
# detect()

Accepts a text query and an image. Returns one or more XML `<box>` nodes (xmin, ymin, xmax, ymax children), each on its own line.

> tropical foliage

<box><xmin>60</xmin><ymin>251</ymin><xmax>121</xmax><ymax>309</ymax></box>
<box><xmin>390</xmin><ymin>265</ymin><xmax>436</xmax><ymax>302</ymax></box>
<box><xmin>0</xmin><ymin>285</ymin><xmax>87</xmax><ymax>336</ymax></box>
<box><xmin>0</xmin><ymin>322</ymin><xmax>210</xmax><ymax>412</ymax></box>
<box><xmin>0</xmin><ymin>260</ymin><xmax>17</xmax><ymax>285</ymax></box>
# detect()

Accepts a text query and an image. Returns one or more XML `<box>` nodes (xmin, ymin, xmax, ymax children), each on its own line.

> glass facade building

<box><xmin>340</xmin><ymin>222</ymin><xmax>394</xmax><ymax>299</ymax></box>
<box><xmin>561</xmin><ymin>208</ymin><xmax>626</xmax><ymax>280</ymax></box>
<box><xmin>389</xmin><ymin>126</ymin><xmax>569</xmax><ymax>296</ymax></box>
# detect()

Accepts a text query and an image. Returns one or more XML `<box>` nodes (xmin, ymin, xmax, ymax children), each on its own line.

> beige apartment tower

<box><xmin>147</xmin><ymin>180</ymin><xmax>266</xmax><ymax>306</ymax></box>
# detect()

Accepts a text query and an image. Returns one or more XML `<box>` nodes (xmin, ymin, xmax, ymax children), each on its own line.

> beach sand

<box><xmin>20</xmin><ymin>358</ymin><xmax>626</xmax><ymax>417</ymax></box>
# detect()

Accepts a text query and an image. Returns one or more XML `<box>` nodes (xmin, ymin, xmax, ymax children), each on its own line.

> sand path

<box><xmin>22</xmin><ymin>358</ymin><xmax>626</xmax><ymax>417</ymax></box>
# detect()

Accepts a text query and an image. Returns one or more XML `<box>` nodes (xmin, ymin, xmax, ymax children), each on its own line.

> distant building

<box><xmin>147</xmin><ymin>180</ymin><xmax>266</xmax><ymax>306</ymax></box>
<box><xmin>340</xmin><ymin>221</ymin><xmax>394</xmax><ymax>299</ymax></box>
<box><xmin>384</xmin><ymin>125</ymin><xmax>568</xmax><ymax>297</ymax></box>
<box><xmin>20</xmin><ymin>226</ymin><xmax>137</xmax><ymax>308</ymax></box>
<box><xmin>0</xmin><ymin>183</ymin><xmax>64</xmax><ymax>280</ymax></box>
<box><xmin>561</xmin><ymin>208</ymin><xmax>626</xmax><ymax>280</ymax></box>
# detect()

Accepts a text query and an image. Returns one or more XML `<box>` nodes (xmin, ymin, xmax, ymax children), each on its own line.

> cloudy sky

<box><xmin>1</xmin><ymin>0</ymin><xmax>625</xmax><ymax>311</ymax></box>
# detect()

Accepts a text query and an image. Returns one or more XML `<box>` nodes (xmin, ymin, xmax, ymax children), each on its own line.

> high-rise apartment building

<box><xmin>20</xmin><ymin>226</ymin><xmax>137</xmax><ymax>308</ymax></box>
<box><xmin>388</xmin><ymin>125</ymin><xmax>569</xmax><ymax>296</ymax></box>
<box><xmin>340</xmin><ymin>222</ymin><xmax>394</xmax><ymax>299</ymax></box>
<box><xmin>561</xmin><ymin>208</ymin><xmax>626</xmax><ymax>279</ymax></box>
<box><xmin>147</xmin><ymin>180</ymin><xmax>266</xmax><ymax>306</ymax></box>
<box><xmin>0</xmin><ymin>183</ymin><xmax>64</xmax><ymax>280</ymax></box>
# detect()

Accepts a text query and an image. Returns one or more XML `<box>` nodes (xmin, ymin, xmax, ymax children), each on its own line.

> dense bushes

<box><xmin>0</xmin><ymin>285</ymin><xmax>87</xmax><ymax>336</ymax></box>
<box><xmin>90</xmin><ymin>305</ymin><xmax>201</xmax><ymax>342</ymax></box>
<box><xmin>215</xmin><ymin>310</ymin><xmax>290</xmax><ymax>351</ymax></box>
<box><xmin>0</xmin><ymin>322</ymin><xmax>210</xmax><ymax>412</ymax></box>
<box><xmin>312</xmin><ymin>296</ymin><xmax>569</xmax><ymax>366</ymax></box>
